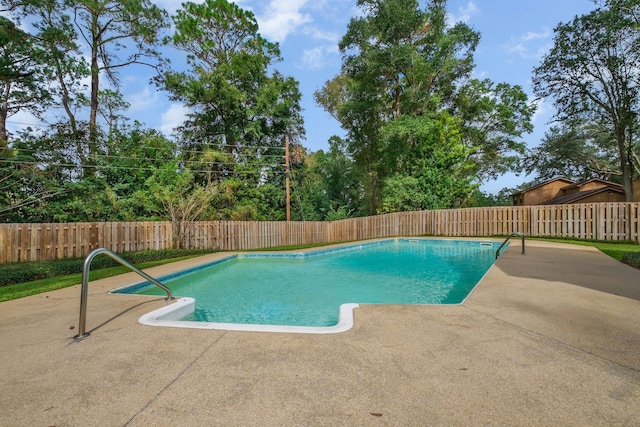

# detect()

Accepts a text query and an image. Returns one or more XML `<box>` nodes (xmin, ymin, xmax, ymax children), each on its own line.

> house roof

<box><xmin>544</xmin><ymin>186</ymin><xmax>625</xmax><ymax>205</ymax></box>
<box><xmin>561</xmin><ymin>178</ymin><xmax>623</xmax><ymax>190</ymax></box>
<box><xmin>511</xmin><ymin>177</ymin><xmax>575</xmax><ymax>197</ymax></box>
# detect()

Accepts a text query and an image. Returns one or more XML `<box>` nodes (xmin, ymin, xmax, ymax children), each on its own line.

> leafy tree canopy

<box><xmin>316</xmin><ymin>0</ymin><xmax>534</xmax><ymax>213</ymax></box>
<box><xmin>533</xmin><ymin>1</ymin><xmax>640</xmax><ymax>200</ymax></box>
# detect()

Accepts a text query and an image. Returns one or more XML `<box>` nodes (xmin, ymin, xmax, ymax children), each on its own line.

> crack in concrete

<box><xmin>125</xmin><ymin>330</ymin><xmax>229</xmax><ymax>426</ymax></box>
<box><xmin>462</xmin><ymin>305</ymin><xmax>640</xmax><ymax>375</ymax></box>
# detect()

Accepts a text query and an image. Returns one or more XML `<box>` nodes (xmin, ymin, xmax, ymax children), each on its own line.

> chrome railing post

<box><xmin>518</xmin><ymin>232</ymin><xmax>525</xmax><ymax>255</ymax></box>
<box><xmin>74</xmin><ymin>254</ymin><xmax>93</xmax><ymax>340</ymax></box>
<box><xmin>495</xmin><ymin>232</ymin><xmax>525</xmax><ymax>259</ymax></box>
<box><xmin>74</xmin><ymin>248</ymin><xmax>173</xmax><ymax>341</ymax></box>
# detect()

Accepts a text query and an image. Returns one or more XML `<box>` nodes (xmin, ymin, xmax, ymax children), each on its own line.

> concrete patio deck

<box><xmin>1</xmin><ymin>240</ymin><xmax>639</xmax><ymax>426</ymax></box>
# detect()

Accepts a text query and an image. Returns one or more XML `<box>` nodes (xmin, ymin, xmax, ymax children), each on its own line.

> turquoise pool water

<box><xmin>119</xmin><ymin>239</ymin><xmax>501</xmax><ymax>327</ymax></box>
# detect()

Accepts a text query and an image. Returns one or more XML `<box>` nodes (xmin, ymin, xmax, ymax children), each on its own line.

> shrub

<box><xmin>622</xmin><ymin>252</ymin><xmax>640</xmax><ymax>269</ymax></box>
<box><xmin>0</xmin><ymin>249</ymin><xmax>214</xmax><ymax>287</ymax></box>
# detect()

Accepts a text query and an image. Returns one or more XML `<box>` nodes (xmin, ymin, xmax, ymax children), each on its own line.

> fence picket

<box><xmin>1</xmin><ymin>203</ymin><xmax>638</xmax><ymax>263</ymax></box>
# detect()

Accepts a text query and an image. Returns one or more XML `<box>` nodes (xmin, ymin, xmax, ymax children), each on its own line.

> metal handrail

<box><xmin>496</xmin><ymin>232</ymin><xmax>525</xmax><ymax>259</ymax></box>
<box><xmin>74</xmin><ymin>248</ymin><xmax>174</xmax><ymax>341</ymax></box>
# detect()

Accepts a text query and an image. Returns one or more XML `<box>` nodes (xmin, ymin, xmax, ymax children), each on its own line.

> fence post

<box><xmin>2</xmin><ymin>203</ymin><xmax>638</xmax><ymax>263</ymax></box>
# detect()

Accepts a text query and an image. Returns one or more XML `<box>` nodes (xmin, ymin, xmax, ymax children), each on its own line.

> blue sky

<box><xmin>8</xmin><ymin>0</ymin><xmax>600</xmax><ymax>194</ymax></box>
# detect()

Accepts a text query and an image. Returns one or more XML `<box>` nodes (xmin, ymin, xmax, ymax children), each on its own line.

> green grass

<box><xmin>0</xmin><ymin>242</ymin><xmax>355</xmax><ymax>303</ymax></box>
<box><xmin>530</xmin><ymin>237</ymin><xmax>640</xmax><ymax>261</ymax></box>
<box><xmin>0</xmin><ymin>242</ymin><xmax>352</xmax><ymax>302</ymax></box>
<box><xmin>0</xmin><ymin>255</ymin><xmax>205</xmax><ymax>303</ymax></box>
<box><xmin>1</xmin><ymin>237</ymin><xmax>638</xmax><ymax>303</ymax></box>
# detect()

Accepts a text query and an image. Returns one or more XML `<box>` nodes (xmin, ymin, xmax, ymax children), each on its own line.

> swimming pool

<box><xmin>114</xmin><ymin>238</ymin><xmax>503</xmax><ymax>333</ymax></box>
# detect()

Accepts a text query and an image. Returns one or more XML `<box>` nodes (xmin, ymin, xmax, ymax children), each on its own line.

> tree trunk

<box><xmin>1</xmin><ymin>82</ymin><xmax>9</xmax><ymax>148</ymax></box>
<box><xmin>86</xmin><ymin>14</ymin><xmax>100</xmax><ymax>177</ymax></box>
<box><xmin>616</xmin><ymin>127</ymin><xmax>634</xmax><ymax>202</ymax></box>
<box><xmin>0</xmin><ymin>110</ymin><xmax>8</xmax><ymax>149</ymax></box>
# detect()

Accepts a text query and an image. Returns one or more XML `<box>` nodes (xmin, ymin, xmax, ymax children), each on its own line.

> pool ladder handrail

<box><xmin>496</xmin><ymin>232</ymin><xmax>525</xmax><ymax>259</ymax></box>
<box><xmin>74</xmin><ymin>248</ymin><xmax>174</xmax><ymax>341</ymax></box>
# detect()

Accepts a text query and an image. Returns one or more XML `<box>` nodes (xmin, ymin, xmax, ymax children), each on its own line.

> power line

<box><xmin>6</xmin><ymin>140</ymin><xmax>286</xmax><ymax>152</ymax></box>
<box><xmin>188</xmin><ymin>143</ymin><xmax>286</xmax><ymax>151</ymax></box>
<box><xmin>5</xmin><ymin>151</ymin><xmax>285</xmax><ymax>168</ymax></box>
<box><xmin>5</xmin><ymin>120</ymin><xmax>48</xmax><ymax>128</ymax></box>
<box><xmin>10</xmin><ymin>149</ymin><xmax>286</xmax><ymax>163</ymax></box>
<box><xmin>9</xmin><ymin>146</ymin><xmax>286</xmax><ymax>159</ymax></box>
<box><xmin>6</xmin><ymin>121</ymin><xmax>294</xmax><ymax>153</ymax></box>
<box><xmin>0</xmin><ymin>159</ymin><xmax>286</xmax><ymax>175</ymax></box>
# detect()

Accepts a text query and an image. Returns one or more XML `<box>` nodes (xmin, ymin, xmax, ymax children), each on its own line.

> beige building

<box><xmin>511</xmin><ymin>177</ymin><xmax>628</xmax><ymax>206</ymax></box>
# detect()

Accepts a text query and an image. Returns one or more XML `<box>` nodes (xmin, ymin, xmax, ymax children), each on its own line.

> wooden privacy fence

<box><xmin>0</xmin><ymin>222</ymin><xmax>173</xmax><ymax>264</ymax></box>
<box><xmin>1</xmin><ymin>202</ymin><xmax>638</xmax><ymax>263</ymax></box>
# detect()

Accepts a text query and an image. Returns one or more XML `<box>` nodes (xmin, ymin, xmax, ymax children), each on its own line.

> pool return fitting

<box><xmin>74</xmin><ymin>248</ymin><xmax>174</xmax><ymax>341</ymax></box>
<box><xmin>495</xmin><ymin>232</ymin><xmax>525</xmax><ymax>259</ymax></box>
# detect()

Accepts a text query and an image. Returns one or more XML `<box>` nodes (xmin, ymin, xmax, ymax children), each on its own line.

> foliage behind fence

<box><xmin>1</xmin><ymin>203</ymin><xmax>638</xmax><ymax>263</ymax></box>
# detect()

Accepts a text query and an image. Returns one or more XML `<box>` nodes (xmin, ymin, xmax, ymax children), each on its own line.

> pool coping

<box><xmin>138</xmin><ymin>297</ymin><xmax>360</xmax><ymax>334</ymax></box>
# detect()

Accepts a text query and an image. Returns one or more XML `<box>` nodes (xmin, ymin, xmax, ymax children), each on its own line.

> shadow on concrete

<box><xmin>497</xmin><ymin>244</ymin><xmax>640</xmax><ymax>301</ymax></box>
<box><xmin>69</xmin><ymin>297</ymin><xmax>169</xmax><ymax>344</ymax></box>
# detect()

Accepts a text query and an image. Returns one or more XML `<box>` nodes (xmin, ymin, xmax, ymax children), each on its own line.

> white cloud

<box><xmin>5</xmin><ymin>110</ymin><xmax>43</xmax><ymax>139</ymax></box>
<box><xmin>296</xmin><ymin>45</ymin><xmax>338</xmax><ymax>70</ymax></box>
<box><xmin>299</xmin><ymin>47</ymin><xmax>324</xmax><ymax>69</ymax></box>
<box><xmin>522</xmin><ymin>28</ymin><xmax>551</xmax><ymax>42</ymax></box>
<box><xmin>505</xmin><ymin>43</ymin><xmax>527</xmax><ymax>57</ymax></box>
<box><xmin>473</xmin><ymin>69</ymin><xmax>489</xmax><ymax>80</ymax></box>
<box><xmin>532</xmin><ymin>98</ymin><xmax>551</xmax><ymax>124</ymax></box>
<box><xmin>0</xmin><ymin>10</ymin><xmax>32</xmax><ymax>33</ymax></box>
<box><xmin>126</xmin><ymin>87</ymin><xmax>159</xmax><ymax>112</ymax></box>
<box><xmin>256</xmin><ymin>0</ymin><xmax>312</xmax><ymax>43</ymax></box>
<box><xmin>304</xmin><ymin>0</ymin><xmax>354</xmax><ymax>24</ymax></box>
<box><xmin>302</xmin><ymin>26</ymin><xmax>340</xmax><ymax>43</ymax></box>
<box><xmin>504</xmin><ymin>27</ymin><xmax>552</xmax><ymax>59</ymax></box>
<box><xmin>160</xmin><ymin>103</ymin><xmax>189</xmax><ymax>135</ymax></box>
<box><xmin>149</xmin><ymin>0</ymin><xmax>324</xmax><ymax>45</ymax></box>
<box><xmin>303</xmin><ymin>0</ymin><xmax>335</xmax><ymax>12</ymax></box>
<box><xmin>447</xmin><ymin>1</ymin><xmax>480</xmax><ymax>26</ymax></box>
<box><xmin>153</xmin><ymin>0</ymin><xmax>185</xmax><ymax>15</ymax></box>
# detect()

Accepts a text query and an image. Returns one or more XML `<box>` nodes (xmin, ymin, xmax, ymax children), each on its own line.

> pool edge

<box><xmin>139</xmin><ymin>297</ymin><xmax>360</xmax><ymax>334</ymax></box>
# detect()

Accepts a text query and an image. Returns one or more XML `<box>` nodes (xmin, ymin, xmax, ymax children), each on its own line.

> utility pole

<box><xmin>285</xmin><ymin>135</ymin><xmax>291</xmax><ymax>222</ymax></box>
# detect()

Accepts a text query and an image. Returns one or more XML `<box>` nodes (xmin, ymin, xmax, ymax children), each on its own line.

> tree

<box><xmin>466</xmin><ymin>188</ymin><xmax>513</xmax><ymax>207</ymax></box>
<box><xmin>69</xmin><ymin>0</ymin><xmax>169</xmax><ymax>168</ymax></box>
<box><xmin>99</xmin><ymin>89</ymin><xmax>130</xmax><ymax>137</ymax></box>
<box><xmin>327</xmin><ymin>0</ymin><xmax>481</xmax><ymax>213</ymax></box>
<box><xmin>162</xmin><ymin>0</ymin><xmax>304</xmax><ymax>164</ymax></box>
<box><xmin>146</xmin><ymin>167</ymin><xmax>216</xmax><ymax>248</ymax></box>
<box><xmin>159</xmin><ymin>0</ymin><xmax>304</xmax><ymax>221</ymax></box>
<box><xmin>452</xmin><ymin>79</ymin><xmax>535</xmax><ymax>180</ymax></box>
<box><xmin>533</xmin><ymin>3</ymin><xmax>640</xmax><ymax>200</ymax></box>
<box><xmin>98</xmin><ymin>125</ymin><xmax>177</xmax><ymax>220</ymax></box>
<box><xmin>33</xmin><ymin>0</ymin><xmax>90</xmax><ymax>143</ymax></box>
<box><xmin>380</xmin><ymin>112</ymin><xmax>475</xmax><ymax>212</ymax></box>
<box><xmin>292</xmin><ymin>136</ymin><xmax>362</xmax><ymax>220</ymax></box>
<box><xmin>594</xmin><ymin>0</ymin><xmax>640</xmax><ymax>27</ymax></box>
<box><xmin>2</xmin><ymin>0</ymin><xmax>169</xmax><ymax>173</ymax></box>
<box><xmin>0</xmin><ymin>151</ymin><xmax>64</xmax><ymax>222</ymax></box>
<box><xmin>524</xmin><ymin>122</ymin><xmax>622</xmax><ymax>181</ymax></box>
<box><xmin>316</xmin><ymin>72</ymin><xmax>384</xmax><ymax>213</ymax></box>
<box><xmin>0</xmin><ymin>16</ymin><xmax>51</xmax><ymax>148</ymax></box>
<box><xmin>312</xmin><ymin>136</ymin><xmax>362</xmax><ymax>216</ymax></box>
<box><xmin>2</xmin><ymin>122</ymin><xmax>179</xmax><ymax>222</ymax></box>
<box><xmin>317</xmin><ymin>0</ymin><xmax>533</xmax><ymax>214</ymax></box>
